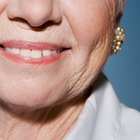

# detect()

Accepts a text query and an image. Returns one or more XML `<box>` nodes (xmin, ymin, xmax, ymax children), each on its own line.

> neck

<box><xmin>0</xmin><ymin>97</ymin><xmax>86</xmax><ymax>140</ymax></box>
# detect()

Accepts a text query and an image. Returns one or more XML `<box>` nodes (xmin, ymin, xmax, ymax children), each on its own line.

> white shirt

<box><xmin>64</xmin><ymin>76</ymin><xmax>140</xmax><ymax>140</ymax></box>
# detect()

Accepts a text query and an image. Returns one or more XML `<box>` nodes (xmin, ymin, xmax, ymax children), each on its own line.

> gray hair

<box><xmin>116</xmin><ymin>0</ymin><xmax>125</xmax><ymax>16</ymax></box>
<box><xmin>110</xmin><ymin>0</ymin><xmax>125</xmax><ymax>23</ymax></box>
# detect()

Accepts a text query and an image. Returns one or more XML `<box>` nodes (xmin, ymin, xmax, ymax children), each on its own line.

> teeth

<box><xmin>6</xmin><ymin>48</ymin><xmax>20</xmax><ymax>54</ymax></box>
<box><xmin>6</xmin><ymin>47</ymin><xmax>12</xmax><ymax>52</ymax></box>
<box><xmin>5</xmin><ymin>48</ymin><xmax>59</xmax><ymax>58</ymax></box>
<box><xmin>51</xmin><ymin>50</ymin><xmax>57</xmax><ymax>55</ymax></box>
<box><xmin>42</xmin><ymin>50</ymin><xmax>51</xmax><ymax>56</ymax></box>
<box><xmin>31</xmin><ymin>50</ymin><xmax>42</xmax><ymax>58</ymax></box>
<box><xmin>20</xmin><ymin>49</ymin><xmax>30</xmax><ymax>57</ymax></box>
<box><xmin>42</xmin><ymin>50</ymin><xmax>57</xmax><ymax>56</ymax></box>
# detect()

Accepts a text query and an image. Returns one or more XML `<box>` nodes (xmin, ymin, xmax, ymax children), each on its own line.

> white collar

<box><xmin>64</xmin><ymin>76</ymin><xmax>122</xmax><ymax>140</ymax></box>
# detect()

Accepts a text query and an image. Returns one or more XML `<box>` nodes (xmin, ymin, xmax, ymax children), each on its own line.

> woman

<box><xmin>0</xmin><ymin>0</ymin><xmax>139</xmax><ymax>140</ymax></box>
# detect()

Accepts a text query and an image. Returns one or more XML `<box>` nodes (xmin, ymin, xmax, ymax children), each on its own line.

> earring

<box><xmin>111</xmin><ymin>26</ymin><xmax>125</xmax><ymax>54</ymax></box>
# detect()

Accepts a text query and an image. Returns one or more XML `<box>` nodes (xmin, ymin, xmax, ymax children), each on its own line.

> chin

<box><xmin>0</xmin><ymin>82</ymin><xmax>66</xmax><ymax>111</ymax></box>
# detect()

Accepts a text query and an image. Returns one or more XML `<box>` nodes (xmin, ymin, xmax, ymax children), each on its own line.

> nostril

<box><xmin>10</xmin><ymin>17</ymin><xmax>62</xmax><ymax>31</ymax></box>
<box><xmin>7</xmin><ymin>1</ymin><xmax>62</xmax><ymax>30</ymax></box>
<box><xmin>9</xmin><ymin>17</ymin><xmax>33</xmax><ymax>26</ymax></box>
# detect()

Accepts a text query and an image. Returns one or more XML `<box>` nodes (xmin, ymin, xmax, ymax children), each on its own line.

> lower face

<box><xmin>0</xmin><ymin>0</ymin><xmax>112</xmax><ymax>109</ymax></box>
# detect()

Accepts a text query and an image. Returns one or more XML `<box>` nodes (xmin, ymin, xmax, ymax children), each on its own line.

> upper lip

<box><xmin>0</xmin><ymin>40</ymin><xmax>71</xmax><ymax>50</ymax></box>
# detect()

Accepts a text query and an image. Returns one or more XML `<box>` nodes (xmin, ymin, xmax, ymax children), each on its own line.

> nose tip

<box><xmin>7</xmin><ymin>0</ymin><xmax>62</xmax><ymax>27</ymax></box>
<box><xmin>23</xmin><ymin>5</ymin><xmax>62</xmax><ymax>27</ymax></box>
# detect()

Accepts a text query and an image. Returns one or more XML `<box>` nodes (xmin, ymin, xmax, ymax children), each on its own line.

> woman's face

<box><xmin>0</xmin><ymin>0</ymin><xmax>112</xmax><ymax>109</ymax></box>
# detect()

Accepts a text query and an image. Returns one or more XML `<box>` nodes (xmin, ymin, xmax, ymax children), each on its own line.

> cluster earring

<box><xmin>111</xmin><ymin>26</ymin><xmax>125</xmax><ymax>54</ymax></box>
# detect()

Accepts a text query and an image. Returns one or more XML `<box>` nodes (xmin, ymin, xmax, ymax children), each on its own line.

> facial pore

<box><xmin>0</xmin><ymin>0</ymin><xmax>114</xmax><ymax>110</ymax></box>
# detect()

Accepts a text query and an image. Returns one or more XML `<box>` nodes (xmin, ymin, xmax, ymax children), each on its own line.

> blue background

<box><xmin>104</xmin><ymin>1</ymin><xmax>140</xmax><ymax>111</ymax></box>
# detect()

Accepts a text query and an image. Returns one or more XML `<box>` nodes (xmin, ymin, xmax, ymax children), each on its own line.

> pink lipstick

<box><xmin>0</xmin><ymin>40</ymin><xmax>71</xmax><ymax>65</ymax></box>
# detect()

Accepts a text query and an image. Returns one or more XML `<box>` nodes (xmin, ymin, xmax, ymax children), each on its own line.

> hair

<box><xmin>116</xmin><ymin>0</ymin><xmax>124</xmax><ymax>15</ymax></box>
<box><xmin>106</xmin><ymin>0</ymin><xmax>125</xmax><ymax>24</ymax></box>
<box><xmin>115</xmin><ymin>0</ymin><xmax>125</xmax><ymax>22</ymax></box>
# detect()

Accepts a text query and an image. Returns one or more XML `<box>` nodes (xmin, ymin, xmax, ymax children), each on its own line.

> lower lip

<box><xmin>0</xmin><ymin>48</ymin><xmax>67</xmax><ymax>65</ymax></box>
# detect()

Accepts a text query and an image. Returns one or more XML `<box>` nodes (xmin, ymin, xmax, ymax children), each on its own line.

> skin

<box><xmin>0</xmin><ymin>0</ymin><xmax>116</xmax><ymax>139</ymax></box>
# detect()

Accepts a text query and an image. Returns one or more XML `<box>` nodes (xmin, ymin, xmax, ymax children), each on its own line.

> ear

<box><xmin>116</xmin><ymin>11</ymin><xmax>123</xmax><ymax>24</ymax></box>
<box><xmin>115</xmin><ymin>0</ymin><xmax>126</xmax><ymax>24</ymax></box>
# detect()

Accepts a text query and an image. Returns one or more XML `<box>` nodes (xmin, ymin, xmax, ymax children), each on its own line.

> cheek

<box><xmin>59</xmin><ymin>1</ymin><xmax>110</xmax><ymax>94</ymax></box>
<box><xmin>0</xmin><ymin>0</ymin><xmax>9</xmax><ymax>13</ymax></box>
<box><xmin>62</xmin><ymin>0</ymin><xmax>108</xmax><ymax>48</ymax></box>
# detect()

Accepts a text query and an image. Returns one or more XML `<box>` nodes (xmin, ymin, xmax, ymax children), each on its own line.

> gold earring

<box><xmin>111</xmin><ymin>26</ymin><xmax>125</xmax><ymax>54</ymax></box>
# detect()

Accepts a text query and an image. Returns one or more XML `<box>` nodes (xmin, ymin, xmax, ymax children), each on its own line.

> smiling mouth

<box><xmin>0</xmin><ymin>41</ymin><xmax>71</xmax><ymax>64</ymax></box>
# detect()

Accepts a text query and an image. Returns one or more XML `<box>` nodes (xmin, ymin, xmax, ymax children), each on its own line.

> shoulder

<box><xmin>120</xmin><ymin>104</ymin><xmax>140</xmax><ymax>140</ymax></box>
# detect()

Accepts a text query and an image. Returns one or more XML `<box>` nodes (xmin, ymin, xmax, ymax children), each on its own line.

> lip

<box><xmin>0</xmin><ymin>40</ymin><xmax>71</xmax><ymax>65</ymax></box>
